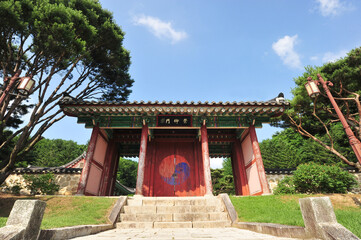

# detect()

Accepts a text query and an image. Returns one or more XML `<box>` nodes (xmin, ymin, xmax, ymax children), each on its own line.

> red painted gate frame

<box><xmin>77</xmin><ymin>124</ymin><xmax>269</xmax><ymax>196</ymax></box>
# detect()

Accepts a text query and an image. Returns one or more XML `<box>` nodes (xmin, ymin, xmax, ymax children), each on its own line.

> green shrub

<box><xmin>273</xmin><ymin>176</ymin><xmax>296</xmax><ymax>194</ymax></box>
<box><xmin>293</xmin><ymin>163</ymin><xmax>357</xmax><ymax>194</ymax></box>
<box><xmin>23</xmin><ymin>173</ymin><xmax>60</xmax><ymax>195</ymax></box>
<box><xmin>274</xmin><ymin>163</ymin><xmax>358</xmax><ymax>194</ymax></box>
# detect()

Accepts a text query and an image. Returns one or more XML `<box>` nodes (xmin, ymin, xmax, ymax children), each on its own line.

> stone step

<box><xmin>120</xmin><ymin>213</ymin><xmax>172</xmax><ymax>222</ymax></box>
<box><xmin>209</xmin><ymin>212</ymin><xmax>229</xmax><ymax>221</ymax></box>
<box><xmin>173</xmin><ymin>212</ymin><xmax>229</xmax><ymax>221</ymax></box>
<box><xmin>120</xmin><ymin>212</ymin><xmax>229</xmax><ymax>222</ymax></box>
<box><xmin>116</xmin><ymin>222</ymin><xmax>153</xmax><ymax>229</ymax></box>
<box><xmin>173</xmin><ymin>213</ymin><xmax>209</xmax><ymax>221</ymax></box>
<box><xmin>123</xmin><ymin>206</ymin><xmax>156</xmax><ymax>214</ymax></box>
<box><xmin>119</xmin><ymin>196</ymin><xmax>232</xmax><ymax>229</ymax></box>
<box><xmin>156</xmin><ymin>205</ymin><xmax>224</xmax><ymax>214</ymax></box>
<box><xmin>192</xmin><ymin>221</ymin><xmax>232</xmax><ymax>228</ymax></box>
<box><xmin>123</xmin><ymin>205</ymin><xmax>224</xmax><ymax>214</ymax></box>
<box><xmin>117</xmin><ymin>221</ymin><xmax>231</xmax><ymax>229</ymax></box>
<box><xmin>153</xmin><ymin>221</ymin><xmax>192</xmax><ymax>228</ymax></box>
<box><xmin>126</xmin><ymin>199</ymin><xmax>142</xmax><ymax>206</ymax></box>
<box><xmin>127</xmin><ymin>197</ymin><xmax>223</xmax><ymax>207</ymax></box>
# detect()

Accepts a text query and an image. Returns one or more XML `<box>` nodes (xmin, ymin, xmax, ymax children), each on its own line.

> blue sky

<box><xmin>43</xmin><ymin>0</ymin><xmax>361</xmax><ymax>167</ymax></box>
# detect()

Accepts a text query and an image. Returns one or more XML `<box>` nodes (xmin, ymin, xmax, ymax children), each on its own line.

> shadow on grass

<box><xmin>0</xmin><ymin>194</ymin><xmax>55</xmax><ymax>217</ymax></box>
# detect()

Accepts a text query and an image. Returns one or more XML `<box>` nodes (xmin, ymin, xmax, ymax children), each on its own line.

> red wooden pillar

<box><xmin>135</xmin><ymin>123</ymin><xmax>148</xmax><ymax>195</ymax></box>
<box><xmin>231</xmin><ymin>141</ymin><xmax>250</xmax><ymax>196</ymax></box>
<box><xmin>77</xmin><ymin>125</ymin><xmax>99</xmax><ymax>195</ymax></box>
<box><xmin>249</xmin><ymin>125</ymin><xmax>270</xmax><ymax>194</ymax></box>
<box><xmin>201</xmin><ymin>124</ymin><xmax>213</xmax><ymax>195</ymax></box>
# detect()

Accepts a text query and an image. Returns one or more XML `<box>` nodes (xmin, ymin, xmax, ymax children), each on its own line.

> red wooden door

<box><xmin>174</xmin><ymin>142</ymin><xmax>196</xmax><ymax>196</ymax></box>
<box><xmin>154</xmin><ymin>142</ymin><xmax>176</xmax><ymax>196</ymax></box>
<box><xmin>153</xmin><ymin>141</ymin><xmax>199</xmax><ymax>196</ymax></box>
<box><xmin>83</xmin><ymin>131</ymin><xmax>108</xmax><ymax>196</ymax></box>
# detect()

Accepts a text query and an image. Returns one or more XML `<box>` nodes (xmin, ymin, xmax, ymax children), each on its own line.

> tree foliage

<box><xmin>222</xmin><ymin>157</ymin><xmax>233</xmax><ymax>176</ymax></box>
<box><xmin>117</xmin><ymin>158</ymin><xmax>138</xmax><ymax>188</ymax></box>
<box><xmin>16</xmin><ymin>138</ymin><xmax>86</xmax><ymax>167</ymax></box>
<box><xmin>260</xmin><ymin>128</ymin><xmax>346</xmax><ymax>168</ymax></box>
<box><xmin>282</xmin><ymin>47</ymin><xmax>361</xmax><ymax>169</ymax></box>
<box><xmin>0</xmin><ymin>0</ymin><xmax>133</xmax><ymax>184</ymax></box>
<box><xmin>211</xmin><ymin>167</ymin><xmax>235</xmax><ymax>195</ymax></box>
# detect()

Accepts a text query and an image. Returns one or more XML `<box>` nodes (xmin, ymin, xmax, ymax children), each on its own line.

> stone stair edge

<box><xmin>116</xmin><ymin>220</ymin><xmax>232</xmax><ymax>229</ymax></box>
<box><xmin>120</xmin><ymin>212</ymin><xmax>229</xmax><ymax>222</ymax></box>
<box><xmin>127</xmin><ymin>196</ymin><xmax>216</xmax><ymax>199</ymax></box>
<box><xmin>123</xmin><ymin>205</ymin><xmax>225</xmax><ymax>214</ymax></box>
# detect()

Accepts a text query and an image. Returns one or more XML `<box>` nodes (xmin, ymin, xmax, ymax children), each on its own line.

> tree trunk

<box><xmin>0</xmin><ymin>169</ymin><xmax>12</xmax><ymax>186</ymax></box>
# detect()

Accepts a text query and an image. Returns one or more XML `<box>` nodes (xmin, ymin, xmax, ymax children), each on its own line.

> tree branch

<box><xmin>287</xmin><ymin>113</ymin><xmax>357</xmax><ymax>167</ymax></box>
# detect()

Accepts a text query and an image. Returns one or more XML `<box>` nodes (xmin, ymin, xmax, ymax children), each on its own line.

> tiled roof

<box><xmin>13</xmin><ymin>167</ymin><xmax>82</xmax><ymax>174</ymax></box>
<box><xmin>60</xmin><ymin>151</ymin><xmax>86</xmax><ymax>168</ymax></box>
<box><xmin>264</xmin><ymin>167</ymin><xmax>359</xmax><ymax>174</ymax></box>
<box><xmin>60</xmin><ymin>99</ymin><xmax>289</xmax><ymax>107</ymax></box>
<box><xmin>13</xmin><ymin>167</ymin><xmax>358</xmax><ymax>175</ymax></box>
<box><xmin>59</xmin><ymin>98</ymin><xmax>289</xmax><ymax>119</ymax></box>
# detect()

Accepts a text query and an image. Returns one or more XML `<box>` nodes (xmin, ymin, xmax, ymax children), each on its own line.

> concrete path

<box><xmin>72</xmin><ymin>227</ymin><xmax>298</xmax><ymax>240</ymax></box>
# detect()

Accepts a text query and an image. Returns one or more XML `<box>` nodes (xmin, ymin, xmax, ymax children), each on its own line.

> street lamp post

<box><xmin>305</xmin><ymin>73</ymin><xmax>361</xmax><ymax>165</ymax></box>
<box><xmin>0</xmin><ymin>71</ymin><xmax>35</xmax><ymax>107</ymax></box>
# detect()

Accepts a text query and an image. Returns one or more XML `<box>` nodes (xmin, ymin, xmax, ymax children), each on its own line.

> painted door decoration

<box><xmin>239</xmin><ymin>126</ymin><xmax>270</xmax><ymax>195</ymax></box>
<box><xmin>143</xmin><ymin>140</ymin><xmax>204</xmax><ymax>196</ymax></box>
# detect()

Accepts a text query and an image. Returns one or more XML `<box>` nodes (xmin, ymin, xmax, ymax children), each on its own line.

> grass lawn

<box><xmin>0</xmin><ymin>217</ymin><xmax>7</xmax><ymax>227</ymax></box>
<box><xmin>230</xmin><ymin>194</ymin><xmax>361</xmax><ymax>238</ymax></box>
<box><xmin>0</xmin><ymin>195</ymin><xmax>117</xmax><ymax>229</ymax></box>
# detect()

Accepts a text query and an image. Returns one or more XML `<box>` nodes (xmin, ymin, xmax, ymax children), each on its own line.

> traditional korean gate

<box><xmin>150</xmin><ymin>140</ymin><xmax>204</xmax><ymax>197</ymax></box>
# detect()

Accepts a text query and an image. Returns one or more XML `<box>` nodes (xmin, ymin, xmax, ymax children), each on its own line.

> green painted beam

<box><xmin>76</xmin><ymin>115</ymin><xmax>267</xmax><ymax>129</ymax></box>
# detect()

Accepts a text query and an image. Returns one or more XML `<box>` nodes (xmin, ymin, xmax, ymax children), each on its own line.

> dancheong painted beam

<box><xmin>60</xmin><ymin>98</ymin><xmax>288</xmax><ymax>197</ymax></box>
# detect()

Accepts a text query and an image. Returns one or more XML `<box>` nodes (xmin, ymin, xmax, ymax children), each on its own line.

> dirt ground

<box><xmin>278</xmin><ymin>193</ymin><xmax>361</xmax><ymax>209</ymax></box>
<box><xmin>328</xmin><ymin>194</ymin><xmax>361</xmax><ymax>209</ymax></box>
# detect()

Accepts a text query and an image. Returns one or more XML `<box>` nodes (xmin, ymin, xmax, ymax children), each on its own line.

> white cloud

<box><xmin>133</xmin><ymin>15</ymin><xmax>187</xmax><ymax>44</ymax></box>
<box><xmin>322</xmin><ymin>50</ymin><xmax>348</xmax><ymax>63</ymax></box>
<box><xmin>310</xmin><ymin>56</ymin><xmax>319</xmax><ymax>61</ymax></box>
<box><xmin>315</xmin><ymin>0</ymin><xmax>347</xmax><ymax>16</ymax></box>
<box><xmin>210</xmin><ymin>158</ymin><xmax>224</xmax><ymax>169</ymax></box>
<box><xmin>272</xmin><ymin>35</ymin><xmax>302</xmax><ymax>69</ymax></box>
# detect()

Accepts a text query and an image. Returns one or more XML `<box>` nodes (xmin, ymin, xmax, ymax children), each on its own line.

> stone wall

<box><xmin>266</xmin><ymin>173</ymin><xmax>290</xmax><ymax>194</ymax></box>
<box><xmin>1</xmin><ymin>173</ymin><xmax>81</xmax><ymax>195</ymax></box>
<box><xmin>266</xmin><ymin>172</ymin><xmax>361</xmax><ymax>194</ymax></box>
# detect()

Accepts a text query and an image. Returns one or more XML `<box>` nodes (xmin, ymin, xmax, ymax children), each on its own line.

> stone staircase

<box><xmin>116</xmin><ymin>196</ymin><xmax>232</xmax><ymax>228</ymax></box>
